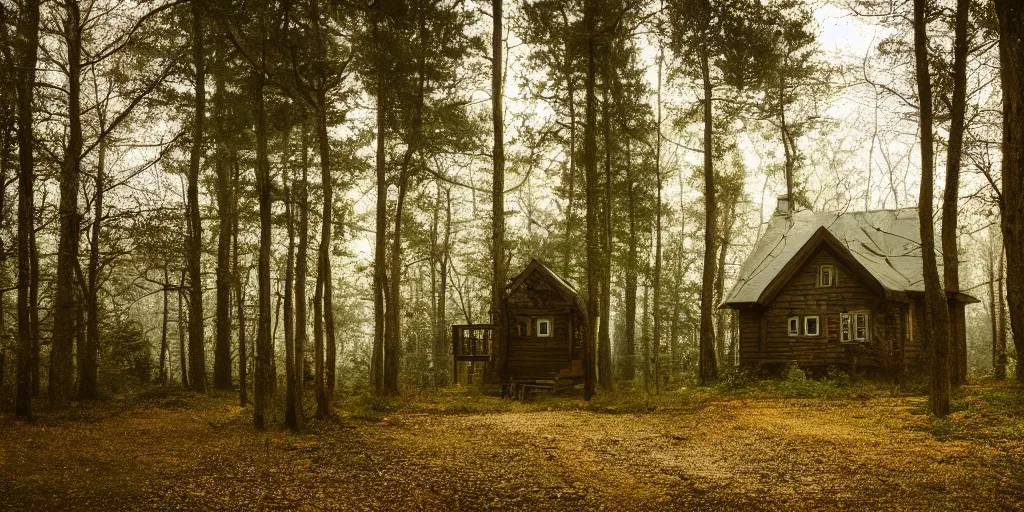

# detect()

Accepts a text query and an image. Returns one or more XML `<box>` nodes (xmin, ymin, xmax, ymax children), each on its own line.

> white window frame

<box><xmin>788</xmin><ymin>316</ymin><xmax>800</xmax><ymax>337</ymax></box>
<box><xmin>841</xmin><ymin>311</ymin><xmax>869</xmax><ymax>342</ymax></box>
<box><xmin>854</xmin><ymin>312</ymin><xmax>869</xmax><ymax>341</ymax></box>
<box><xmin>804</xmin><ymin>315</ymin><xmax>821</xmax><ymax>337</ymax></box>
<box><xmin>818</xmin><ymin>265</ymin><xmax>836</xmax><ymax>287</ymax></box>
<box><xmin>536</xmin><ymin>318</ymin><xmax>553</xmax><ymax>338</ymax></box>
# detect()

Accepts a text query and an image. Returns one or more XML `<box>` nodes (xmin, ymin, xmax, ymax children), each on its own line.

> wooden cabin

<box><xmin>452</xmin><ymin>259</ymin><xmax>586</xmax><ymax>396</ymax></box>
<box><xmin>721</xmin><ymin>201</ymin><xmax>978</xmax><ymax>379</ymax></box>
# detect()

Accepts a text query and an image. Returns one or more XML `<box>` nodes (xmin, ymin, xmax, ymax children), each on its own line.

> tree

<box><xmin>14</xmin><ymin>0</ymin><xmax>41</xmax><ymax>419</ymax></box>
<box><xmin>994</xmin><ymin>0</ymin><xmax>1024</xmax><ymax>384</ymax></box>
<box><xmin>582</xmin><ymin>0</ymin><xmax>598</xmax><ymax>400</ymax></box>
<box><xmin>942</xmin><ymin>0</ymin><xmax>969</xmax><ymax>387</ymax></box>
<box><xmin>491</xmin><ymin>0</ymin><xmax>507</xmax><ymax>386</ymax></box>
<box><xmin>912</xmin><ymin>0</ymin><xmax>953</xmax><ymax>416</ymax></box>
<box><xmin>186</xmin><ymin>0</ymin><xmax>208</xmax><ymax>392</ymax></box>
<box><xmin>49</xmin><ymin>0</ymin><xmax>93</xmax><ymax>405</ymax></box>
<box><xmin>666</xmin><ymin>0</ymin><xmax>772</xmax><ymax>385</ymax></box>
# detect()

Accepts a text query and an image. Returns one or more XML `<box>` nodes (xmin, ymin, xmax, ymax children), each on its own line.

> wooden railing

<box><xmin>452</xmin><ymin>324</ymin><xmax>495</xmax><ymax>383</ymax></box>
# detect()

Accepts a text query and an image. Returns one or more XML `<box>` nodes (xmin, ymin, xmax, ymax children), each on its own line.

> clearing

<box><xmin>1</xmin><ymin>383</ymin><xmax>1023</xmax><ymax>511</ymax></box>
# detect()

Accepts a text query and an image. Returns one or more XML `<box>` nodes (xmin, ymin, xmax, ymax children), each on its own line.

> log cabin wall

<box><xmin>737</xmin><ymin>246</ymin><xmax>902</xmax><ymax>372</ymax></box>
<box><xmin>504</xmin><ymin>272</ymin><xmax>581</xmax><ymax>380</ymax></box>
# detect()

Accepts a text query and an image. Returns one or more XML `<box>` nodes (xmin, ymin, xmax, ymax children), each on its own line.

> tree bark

<box><xmin>653</xmin><ymin>49</ymin><xmax>665</xmax><ymax>391</ymax></box>
<box><xmin>998</xmin><ymin>246</ymin><xmax>1008</xmax><ymax>380</ymax></box>
<box><xmin>284</xmin><ymin>138</ymin><xmax>297</xmax><ymax>430</ymax></box>
<box><xmin>186</xmin><ymin>0</ymin><xmax>207</xmax><ymax>392</ymax></box>
<box><xmin>598</xmin><ymin>62</ymin><xmax>613</xmax><ymax>391</ymax></box>
<box><xmin>913</xmin><ymin>0</ymin><xmax>952</xmax><ymax>416</ymax></box>
<box><xmin>623</xmin><ymin>140</ymin><xmax>637</xmax><ymax>381</ymax></box>
<box><xmin>233</xmin><ymin>157</ymin><xmax>247</xmax><ymax>406</ymax></box>
<box><xmin>491</xmin><ymin>0</ymin><xmax>508</xmax><ymax>387</ymax></box>
<box><xmin>79</xmin><ymin>134</ymin><xmax>106</xmax><ymax>400</ymax></box>
<box><xmin>15</xmin><ymin>0</ymin><xmax>41</xmax><ymax>419</ymax></box>
<box><xmin>563</xmin><ymin>37</ymin><xmax>577</xmax><ymax>279</ymax></box>
<box><xmin>714</xmin><ymin>198</ymin><xmax>735</xmax><ymax>367</ymax></box>
<box><xmin>253</xmin><ymin>68</ymin><xmax>272</xmax><ymax>428</ymax></box>
<box><xmin>212</xmin><ymin>63</ymin><xmax>233</xmax><ymax>391</ymax></box>
<box><xmin>698</xmin><ymin>49</ymin><xmax>719</xmax><ymax>385</ymax></box>
<box><xmin>989</xmin><ymin>232</ymin><xmax>1007</xmax><ymax>380</ymax></box>
<box><xmin>943</xmin><ymin>0</ymin><xmax>969</xmax><ymax>387</ymax></box>
<box><xmin>434</xmin><ymin>188</ymin><xmax>451</xmax><ymax>386</ymax></box>
<box><xmin>371</xmin><ymin>12</ymin><xmax>387</xmax><ymax>395</ymax></box>
<box><xmin>994</xmin><ymin>0</ymin><xmax>1024</xmax><ymax>384</ymax></box>
<box><xmin>641</xmin><ymin>278</ymin><xmax>651</xmax><ymax>392</ymax></box>
<box><xmin>582</xmin><ymin>0</ymin><xmax>597</xmax><ymax>400</ymax></box>
<box><xmin>161</xmin><ymin>267</ymin><xmax>170</xmax><ymax>385</ymax></box>
<box><xmin>178</xmin><ymin>269</ymin><xmax>189</xmax><ymax>388</ymax></box>
<box><xmin>294</xmin><ymin>119</ymin><xmax>309</xmax><ymax>424</ymax></box>
<box><xmin>51</xmin><ymin>0</ymin><xmax>84</xmax><ymax>405</ymax></box>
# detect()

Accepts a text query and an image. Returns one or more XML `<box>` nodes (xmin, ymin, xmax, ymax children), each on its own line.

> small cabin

<box><xmin>722</xmin><ymin>204</ymin><xmax>978</xmax><ymax>379</ymax></box>
<box><xmin>452</xmin><ymin>259</ymin><xmax>586</xmax><ymax>395</ymax></box>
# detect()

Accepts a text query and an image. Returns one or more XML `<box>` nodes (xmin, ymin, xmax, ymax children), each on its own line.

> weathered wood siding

<box><xmin>737</xmin><ymin>246</ymin><xmax>903</xmax><ymax>371</ymax></box>
<box><xmin>504</xmin><ymin>273</ymin><xmax>580</xmax><ymax>379</ymax></box>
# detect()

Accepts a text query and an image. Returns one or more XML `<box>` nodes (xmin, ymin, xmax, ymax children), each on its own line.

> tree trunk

<box><xmin>943</xmin><ymin>0</ymin><xmax>969</xmax><ymax>387</ymax></box>
<box><xmin>51</xmin><ymin>0</ymin><xmax>84</xmax><ymax>405</ymax></box>
<box><xmin>491</xmin><ymin>0</ymin><xmax>508</xmax><ymax>387</ymax></box>
<box><xmin>563</xmin><ymin>37</ymin><xmax>577</xmax><ymax>279</ymax></box>
<box><xmin>989</xmin><ymin>232</ymin><xmax>1006</xmax><ymax>380</ymax></box>
<box><xmin>598</xmin><ymin>63</ymin><xmax>613</xmax><ymax>391</ymax></box>
<box><xmin>186</xmin><ymin>0</ymin><xmax>207</xmax><ymax>392</ymax></box>
<box><xmin>582</xmin><ymin>0</ymin><xmax>597</xmax><ymax>400</ymax></box>
<box><xmin>653</xmin><ymin>49</ymin><xmax>665</xmax><ymax>392</ymax></box>
<box><xmin>371</xmin><ymin>53</ymin><xmax>387</xmax><ymax>394</ymax></box>
<box><xmin>161</xmin><ymin>267</ymin><xmax>170</xmax><ymax>385</ymax></box>
<box><xmin>15</xmin><ymin>0</ymin><xmax>41</xmax><ymax>418</ymax></box>
<box><xmin>179</xmin><ymin>269</ymin><xmax>189</xmax><ymax>388</ymax></box>
<box><xmin>998</xmin><ymin>246</ymin><xmax>1008</xmax><ymax>380</ymax></box>
<box><xmin>284</xmin><ymin>138</ymin><xmax>297</xmax><ymax>430</ymax></box>
<box><xmin>623</xmin><ymin>140</ymin><xmax>637</xmax><ymax>381</ymax></box>
<box><xmin>698</xmin><ymin>49</ymin><xmax>719</xmax><ymax>385</ymax></box>
<box><xmin>312</xmin><ymin>93</ymin><xmax>334</xmax><ymax>415</ymax></box>
<box><xmin>79</xmin><ymin>135</ymin><xmax>106</xmax><ymax>400</ymax></box>
<box><xmin>913</xmin><ymin>0</ymin><xmax>953</xmax><ymax>416</ymax></box>
<box><xmin>641</xmin><ymin>279</ymin><xmax>651</xmax><ymax>392</ymax></box>
<box><xmin>294</xmin><ymin>119</ymin><xmax>310</xmax><ymax>425</ymax></box>
<box><xmin>233</xmin><ymin>157</ymin><xmax>247</xmax><ymax>406</ymax></box>
<box><xmin>213</xmin><ymin>65</ymin><xmax>233</xmax><ymax>391</ymax></box>
<box><xmin>434</xmin><ymin>188</ymin><xmax>451</xmax><ymax>386</ymax></box>
<box><xmin>30</xmin><ymin>224</ymin><xmax>40</xmax><ymax>398</ymax></box>
<box><xmin>714</xmin><ymin>198</ymin><xmax>735</xmax><ymax>367</ymax></box>
<box><xmin>253</xmin><ymin>68</ymin><xmax>272</xmax><ymax>428</ymax></box>
<box><xmin>313</xmin><ymin>255</ymin><xmax>325</xmax><ymax>411</ymax></box>
<box><xmin>994</xmin><ymin>0</ymin><xmax>1024</xmax><ymax>384</ymax></box>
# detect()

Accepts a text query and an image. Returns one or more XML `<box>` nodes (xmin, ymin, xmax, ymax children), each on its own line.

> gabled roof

<box><xmin>723</xmin><ymin>208</ymin><xmax>978</xmax><ymax>306</ymax></box>
<box><xmin>506</xmin><ymin>259</ymin><xmax>586</xmax><ymax>312</ymax></box>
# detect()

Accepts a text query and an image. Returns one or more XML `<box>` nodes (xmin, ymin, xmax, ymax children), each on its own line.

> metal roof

<box><xmin>722</xmin><ymin>208</ymin><xmax>974</xmax><ymax>305</ymax></box>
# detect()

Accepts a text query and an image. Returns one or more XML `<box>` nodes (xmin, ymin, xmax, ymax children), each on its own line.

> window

<box><xmin>841</xmin><ymin>311</ymin><xmax>869</xmax><ymax>342</ymax></box>
<box><xmin>788</xmin><ymin>316</ymin><xmax>800</xmax><ymax>337</ymax></box>
<box><xmin>804</xmin><ymin>316</ymin><xmax>820</xmax><ymax>336</ymax></box>
<box><xmin>855</xmin><ymin>313</ymin><xmax>869</xmax><ymax>340</ymax></box>
<box><xmin>818</xmin><ymin>265</ymin><xmax>836</xmax><ymax>287</ymax></box>
<box><xmin>536</xmin><ymin>318</ymin><xmax>552</xmax><ymax>338</ymax></box>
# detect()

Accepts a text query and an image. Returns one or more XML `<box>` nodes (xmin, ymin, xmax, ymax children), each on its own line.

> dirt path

<box><xmin>1</xmin><ymin>393</ymin><xmax>1022</xmax><ymax>511</ymax></box>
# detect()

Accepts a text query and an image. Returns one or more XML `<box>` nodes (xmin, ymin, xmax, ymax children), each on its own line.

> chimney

<box><xmin>775</xmin><ymin>194</ymin><xmax>792</xmax><ymax>216</ymax></box>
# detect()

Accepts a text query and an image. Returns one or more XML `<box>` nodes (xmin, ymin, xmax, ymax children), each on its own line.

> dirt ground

<box><xmin>1</xmin><ymin>385</ymin><xmax>1023</xmax><ymax>511</ymax></box>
